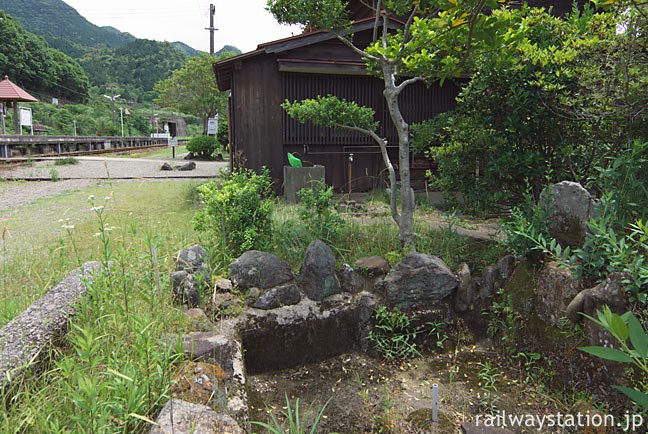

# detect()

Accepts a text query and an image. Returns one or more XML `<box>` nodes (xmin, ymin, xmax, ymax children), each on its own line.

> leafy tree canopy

<box><xmin>0</xmin><ymin>10</ymin><xmax>89</xmax><ymax>102</ymax></box>
<box><xmin>154</xmin><ymin>52</ymin><xmax>235</xmax><ymax>132</ymax></box>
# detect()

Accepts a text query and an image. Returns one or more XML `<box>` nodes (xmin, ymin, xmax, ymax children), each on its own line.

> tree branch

<box><xmin>332</xmin><ymin>32</ymin><xmax>380</xmax><ymax>61</ymax></box>
<box><xmin>395</xmin><ymin>76</ymin><xmax>427</xmax><ymax>94</ymax></box>
<box><xmin>331</xmin><ymin>122</ymin><xmax>401</xmax><ymax>224</ymax></box>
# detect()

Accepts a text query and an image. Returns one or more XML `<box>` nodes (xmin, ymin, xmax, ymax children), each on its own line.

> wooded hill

<box><xmin>0</xmin><ymin>0</ymin><xmax>241</xmax><ymax>102</ymax></box>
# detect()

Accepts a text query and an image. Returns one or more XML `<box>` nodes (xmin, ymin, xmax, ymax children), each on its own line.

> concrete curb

<box><xmin>0</xmin><ymin>261</ymin><xmax>103</xmax><ymax>389</ymax></box>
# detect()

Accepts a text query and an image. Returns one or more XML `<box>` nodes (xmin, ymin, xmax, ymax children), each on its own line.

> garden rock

<box><xmin>212</xmin><ymin>292</ymin><xmax>237</xmax><ymax>311</ymax></box>
<box><xmin>174</xmin><ymin>244</ymin><xmax>209</xmax><ymax>275</ymax></box>
<box><xmin>566</xmin><ymin>273</ymin><xmax>630</xmax><ymax>346</ymax></box>
<box><xmin>298</xmin><ymin>240</ymin><xmax>340</xmax><ymax>301</ymax></box>
<box><xmin>176</xmin><ymin>161</ymin><xmax>196</xmax><ymax>171</ymax></box>
<box><xmin>183</xmin><ymin>308</ymin><xmax>216</xmax><ymax>332</ymax></box>
<box><xmin>164</xmin><ymin>331</ymin><xmax>242</xmax><ymax>378</ymax></box>
<box><xmin>229</xmin><ymin>250</ymin><xmax>295</xmax><ymax>290</ymax></box>
<box><xmin>461</xmin><ymin>422</ymin><xmax>514</xmax><ymax>434</ymax></box>
<box><xmin>215</xmin><ymin>277</ymin><xmax>233</xmax><ymax>292</ymax></box>
<box><xmin>354</xmin><ymin>256</ymin><xmax>390</xmax><ymax>276</ymax></box>
<box><xmin>454</xmin><ymin>263</ymin><xmax>474</xmax><ymax>312</ymax></box>
<box><xmin>479</xmin><ymin>266</ymin><xmax>499</xmax><ymax>299</ymax></box>
<box><xmin>160</xmin><ymin>162</ymin><xmax>173</xmax><ymax>171</ymax></box>
<box><xmin>148</xmin><ymin>399</ymin><xmax>244</xmax><ymax>434</ymax></box>
<box><xmin>540</xmin><ymin>181</ymin><xmax>598</xmax><ymax>248</ymax></box>
<box><xmin>253</xmin><ymin>284</ymin><xmax>302</xmax><ymax>310</ymax></box>
<box><xmin>536</xmin><ymin>262</ymin><xmax>581</xmax><ymax>326</ymax></box>
<box><xmin>339</xmin><ymin>264</ymin><xmax>368</xmax><ymax>294</ymax></box>
<box><xmin>496</xmin><ymin>255</ymin><xmax>517</xmax><ymax>280</ymax></box>
<box><xmin>384</xmin><ymin>253</ymin><xmax>457</xmax><ymax>309</ymax></box>
<box><xmin>171</xmin><ymin>270</ymin><xmax>200</xmax><ymax>307</ymax></box>
<box><xmin>168</xmin><ymin>361</ymin><xmax>226</xmax><ymax>406</ymax></box>
<box><xmin>184</xmin><ymin>152</ymin><xmax>194</xmax><ymax>160</ymax></box>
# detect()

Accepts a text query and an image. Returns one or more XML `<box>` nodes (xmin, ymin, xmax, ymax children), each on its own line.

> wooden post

<box><xmin>0</xmin><ymin>102</ymin><xmax>5</xmax><ymax>135</ymax></box>
<box><xmin>13</xmin><ymin>103</ymin><xmax>19</xmax><ymax>135</ymax></box>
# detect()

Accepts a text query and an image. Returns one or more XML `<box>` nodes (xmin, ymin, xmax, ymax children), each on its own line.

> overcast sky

<box><xmin>61</xmin><ymin>0</ymin><xmax>303</xmax><ymax>53</ymax></box>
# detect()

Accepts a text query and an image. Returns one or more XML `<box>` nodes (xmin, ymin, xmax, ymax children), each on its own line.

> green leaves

<box><xmin>267</xmin><ymin>0</ymin><xmax>349</xmax><ymax>29</ymax></box>
<box><xmin>579</xmin><ymin>306</ymin><xmax>648</xmax><ymax>409</ymax></box>
<box><xmin>154</xmin><ymin>53</ymin><xmax>232</xmax><ymax>129</ymax></box>
<box><xmin>579</xmin><ymin>346</ymin><xmax>634</xmax><ymax>363</ymax></box>
<box><xmin>282</xmin><ymin>95</ymin><xmax>379</xmax><ymax>132</ymax></box>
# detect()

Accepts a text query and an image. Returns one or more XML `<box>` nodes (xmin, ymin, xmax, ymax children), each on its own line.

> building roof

<box><xmin>0</xmin><ymin>76</ymin><xmax>38</xmax><ymax>102</ymax></box>
<box><xmin>213</xmin><ymin>16</ymin><xmax>403</xmax><ymax>90</ymax></box>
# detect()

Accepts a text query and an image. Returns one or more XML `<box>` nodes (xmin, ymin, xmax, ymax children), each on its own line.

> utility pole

<box><xmin>206</xmin><ymin>4</ymin><xmax>217</xmax><ymax>56</ymax></box>
<box><xmin>103</xmin><ymin>86</ymin><xmax>120</xmax><ymax>127</ymax></box>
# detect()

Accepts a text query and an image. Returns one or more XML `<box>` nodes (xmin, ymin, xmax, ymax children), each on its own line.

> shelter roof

<box><xmin>0</xmin><ymin>76</ymin><xmax>39</xmax><ymax>102</ymax></box>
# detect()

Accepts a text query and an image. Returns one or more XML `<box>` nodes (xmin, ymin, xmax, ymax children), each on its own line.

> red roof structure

<box><xmin>0</xmin><ymin>75</ymin><xmax>39</xmax><ymax>135</ymax></box>
<box><xmin>0</xmin><ymin>76</ymin><xmax>38</xmax><ymax>102</ymax></box>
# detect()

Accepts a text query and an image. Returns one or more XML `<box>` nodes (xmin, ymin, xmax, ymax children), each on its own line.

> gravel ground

<box><xmin>0</xmin><ymin>156</ymin><xmax>226</xmax><ymax>210</ymax></box>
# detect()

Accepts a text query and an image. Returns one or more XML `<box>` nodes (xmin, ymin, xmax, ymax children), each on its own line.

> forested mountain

<box><xmin>0</xmin><ymin>0</ymin><xmax>240</xmax><ymax>102</ymax></box>
<box><xmin>0</xmin><ymin>10</ymin><xmax>89</xmax><ymax>102</ymax></box>
<box><xmin>172</xmin><ymin>42</ymin><xmax>204</xmax><ymax>58</ymax></box>
<box><xmin>78</xmin><ymin>39</ymin><xmax>187</xmax><ymax>102</ymax></box>
<box><xmin>0</xmin><ymin>0</ymin><xmax>135</xmax><ymax>52</ymax></box>
<box><xmin>216</xmin><ymin>45</ymin><xmax>242</xmax><ymax>57</ymax></box>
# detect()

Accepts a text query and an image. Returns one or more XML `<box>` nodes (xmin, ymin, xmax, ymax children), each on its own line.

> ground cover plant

<box><xmin>0</xmin><ymin>179</ymin><xmax>211</xmax><ymax>432</ymax></box>
<box><xmin>0</xmin><ymin>180</ymin><xmax>202</xmax><ymax>326</ymax></box>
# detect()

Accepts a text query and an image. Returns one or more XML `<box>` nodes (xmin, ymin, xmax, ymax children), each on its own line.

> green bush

<box><xmin>187</xmin><ymin>135</ymin><xmax>220</xmax><ymax>159</ymax></box>
<box><xmin>193</xmin><ymin>168</ymin><xmax>274</xmax><ymax>265</ymax></box>
<box><xmin>297</xmin><ymin>181</ymin><xmax>345</xmax><ymax>243</ymax></box>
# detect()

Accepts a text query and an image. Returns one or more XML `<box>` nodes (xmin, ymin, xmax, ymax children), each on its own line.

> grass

<box><xmin>268</xmin><ymin>196</ymin><xmax>504</xmax><ymax>275</ymax></box>
<box><xmin>0</xmin><ymin>180</ymin><xmax>204</xmax><ymax>327</ymax></box>
<box><xmin>0</xmin><ymin>178</ymin><xmax>214</xmax><ymax>433</ymax></box>
<box><xmin>53</xmin><ymin>157</ymin><xmax>80</xmax><ymax>166</ymax></box>
<box><xmin>0</xmin><ymin>181</ymin><xmax>503</xmax><ymax>433</ymax></box>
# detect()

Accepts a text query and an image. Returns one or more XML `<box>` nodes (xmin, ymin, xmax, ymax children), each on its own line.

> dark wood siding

<box><xmin>231</xmin><ymin>54</ymin><xmax>284</xmax><ymax>188</ymax></box>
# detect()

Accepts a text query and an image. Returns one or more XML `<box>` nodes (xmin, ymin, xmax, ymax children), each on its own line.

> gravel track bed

<box><xmin>0</xmin><ymin>156</ymin><xmax>225</xmax><ymax>211</ymax></box>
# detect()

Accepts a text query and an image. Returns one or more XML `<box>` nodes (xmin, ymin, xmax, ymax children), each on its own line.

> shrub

<box><xmin>296</xmin><ymin>181</ymin><xmax>345</xmax><ymax>243</ymax></box>
<box><xmin>193</xmin><ymin>168</ymin><xmax>274</xmax><ymax>265</ymax></box>
<box><xmin>187</xmin><ymin>135</ymin><xmax>220</xmax><ymax>159</ymax></box>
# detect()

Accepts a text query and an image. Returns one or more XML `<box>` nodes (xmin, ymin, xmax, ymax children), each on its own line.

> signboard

<box><xmin>168</xmin><ymin>137</ymin><xmax>178</xmax><ymax>147</ymax></box>
<box><xmin>19</xmin><ymin>107</ymin><xmax>33</xmax><ymax>135</ymax></box>
<box><xmin>19</xmin><ymin>107</ymin><xmax>32</xmax><ymax>126</ymax></box>
<box><xmin>207</xmin><ymin>115</ymin><xmax>218</xmax><ymax>135</ymax></box>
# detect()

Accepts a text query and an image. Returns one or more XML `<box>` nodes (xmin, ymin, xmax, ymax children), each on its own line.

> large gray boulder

<box><xmin>384</xmin><ymin>253</ymin><xmax>458</xmax><ymax>309</ymax></box>
<box><xmin>536</xmin><ymin>262</ymin><xmax>581</xmax><ymax>326</ymax></box>
<box><xmin>171</xmin><ymin>270</ymin><xmax>201</xmax><ymax>307</ymax></box>
<box><xmin>540</xmin><ymin>181</ymin><xmax>598</xmax><ymax>248</ymax></box>
<box><xmin>228</xmin><ymin>250</ymin><xmax>295</xmax><ymax>290</ymax></box>
<box><xmin>174</xmin><ymin>244</ymin><xmax>209</xmax><ymax>275</ymax></box>
<box><xmin>566</xmin><ymin>272</ymin><xmax>630</xmax><ymax>346</ymax></box>
<box><xmin>253</xmin><ymin>284</ymin><xmax>302</xmax><ymax>310</ymax></box>
<box><xmin>298</xmin><ymin>240</ymin><xmax>341</xmax><ymax>301</ymax></box>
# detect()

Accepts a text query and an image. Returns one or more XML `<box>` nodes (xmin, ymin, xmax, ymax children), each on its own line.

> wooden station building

<box><xmin>213</xmin><ymin>0</ymin><xmax>583</xmax><ymax>192</ymax></box>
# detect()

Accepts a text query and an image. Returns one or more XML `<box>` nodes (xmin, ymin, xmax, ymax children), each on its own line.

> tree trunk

<box><xmin>383</xmin><ymin>65</ymin><xmax>416</xmax><ymax>249</ymax></box>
